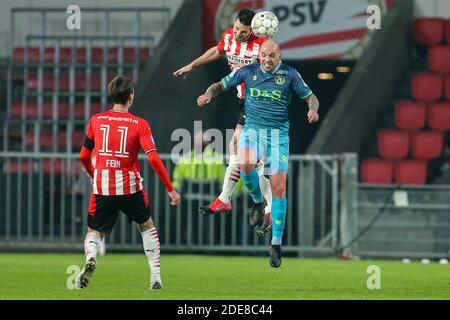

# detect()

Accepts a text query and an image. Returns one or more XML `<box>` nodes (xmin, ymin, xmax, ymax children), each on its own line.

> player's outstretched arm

<box><xmin>305</xmin><ymin>94</ymin><xmax>320</xmax><ymax>123</ymax></box>
<box><xmin>197</xmin><ymin>81</ymin><xmax>226</xmax><ymax>107</ymax></box>
<box><xmin>173</xmin><ymin>46</ymin><xmax>224</xmax><ymax>79</ymax></box>
<box><xmin>146</xmin><ymin>151</ymin><xmax>181</xmax><ymax>205</ymax></box>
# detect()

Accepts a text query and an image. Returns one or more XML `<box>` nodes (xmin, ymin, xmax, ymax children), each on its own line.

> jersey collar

<box><xmin>259</xmin><ymin>61</ymin><xmax>282</xmax><ymax>75</ymax></box>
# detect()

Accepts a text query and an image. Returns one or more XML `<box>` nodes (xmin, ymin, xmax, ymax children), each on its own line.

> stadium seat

<box><xmin>75</xmin><ymin>47</ymin><xmax>107</xmax><ymax>63</ymax></box>
<box><xmin>360</xmin><ymin>159</ymin><xmax>394</xmax><ymax>184</ymax></box>
<box><xmin>445</xmin><ymin>75</ymin><xmax>450</xmax><ymax>100</ymax></box>
<box><xmin>13</xmin><ymin>47</ymin><xmax>40</xmax><ymax>62</ymax></box>
<box><xmin>26</xmin><ymin>131</ymin><xmax>53</xmax><ymax>150</ymax></box>
<box><xmin>58</xmin><ymin>131</ymin><xmax>84</xmax><ymax>149</ymax></box>
<box><xmin>108</xmin><ymin>47</ymin><xmax>150</xmax><ymax>63</ymax></box>
<box><xmin>411</xmin><ymin>130</ymin><xmax>444</xmax><ymax>160</ymax></box>
<box><xmin>428</xmin><ymin>102</ymin><xmax>450</xmax><ymax>130</ymax></box>
<box><xmin>428</xmin><ymin>45</ymin><xmax>450</xmax><ymax>73</ymax></box>
<box><xmin>413</xmin><ymin>18</ymin><xmax>444</xmax><ymax>46</ymax></box>
<box><xmin>378</xmin><ymin>130</ymin><xmax>410</xmax><ymax>159</ymax></box>
<box><xmin>395</xmin><ymin>160</ymin><xmax>427</xmax><ymax>185</ymax></box>
<box><xmin>74</xmin><ymin>102</ymin><xmax>102</xmax><ymax>119</ymax></box>
<box><xmin>44</xmin><ymin>47</ymin><xmax>73</xmax><ymax>63</ymax></box>
<box><xmin>4</xmin><ymin>160</ymin><xmax>35</xmax><ymax>174</ymax></box>
<box><xmin>42</xmin><ymin>159</ymin><xmax>65</xmax><ymax>175</ymax></box>
<box><xmin>394</xmin><ymin>101</ymin><xmax>426</xmax><ymax>130</ymax></box>
<box><xmin>411</xmin><ymin>73</ymin><xmax>443</xmax><ymax>101</ymax></box>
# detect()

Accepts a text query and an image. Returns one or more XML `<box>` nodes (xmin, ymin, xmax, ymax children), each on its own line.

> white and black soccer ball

<box><xmin>251</xmin><ymin>11</ymin><xmax>279</xmax><ymax>38</ymax></box>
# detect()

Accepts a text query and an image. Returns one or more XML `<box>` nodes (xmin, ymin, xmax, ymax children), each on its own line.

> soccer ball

<box><xmin>251</xmin><ymin>11</ymin><xmax>279</xmax><ymax>38</ymax></box>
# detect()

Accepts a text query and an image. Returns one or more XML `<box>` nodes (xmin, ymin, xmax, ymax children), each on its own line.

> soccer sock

<box><xmin>84</xmin><ymin>232</ymin><xmax>101</xmax><ymax>263</ymax></box>
<box><xmin>271</xmin><ymin>197</ymin><xmax>287</xmax><ymax>246</ymax></box>
<box><xmin>218</xmin><ymin>155</ymin><xmax>240</xmax><ymax>204</ymax></box>
<box><xmin>241</xmin><ymin>168</ymin><xmax>263</xmax><ymax>203</ymax></box>
<box><xmin>141</xmin><ymin>227</ymin><xmax>161</xmax><ymax>275</ymax></box>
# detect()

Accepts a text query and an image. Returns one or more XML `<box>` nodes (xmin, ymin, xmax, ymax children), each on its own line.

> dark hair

<box><xmin>108</xmin><ymin>75</ymin><xmax>134</xmax><ymax>104</ymax></box>
<box><xmin>236</xmin><ymin>9</ymin><xmax>255</xmax><ymax>26</ymax></box>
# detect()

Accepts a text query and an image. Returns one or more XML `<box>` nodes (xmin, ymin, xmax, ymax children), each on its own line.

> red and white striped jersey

<box><xmin>85</xmin><ymin>109</ymin><xmax>156</xmax><ymax>196</ymax></box>
<box><xmin>217</xmin><ymin>28</ymin><xmax>266</xmax><ymax>99</ymax></box>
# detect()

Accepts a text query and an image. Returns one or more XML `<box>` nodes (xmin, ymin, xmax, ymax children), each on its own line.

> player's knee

<box><xmin>271</xmin><ymin>184</ymin><xmax>286</xmax><ymax>198</ymax></box>
<box><xmin>240</xmin><ymin>163</ymin><xmax>255</xmax><ymax>174</ymax></box>
<box><xmin>138</xmin><ymin>218</ymin><xmax>154</xmax><ymax>232</ymax></box>
<box><xmin>87</xmin><ymin>227</ymin><xmax>105</xmax><ymax>239</ymax></box>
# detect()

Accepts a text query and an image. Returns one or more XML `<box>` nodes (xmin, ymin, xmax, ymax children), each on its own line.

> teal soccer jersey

<box><xmin>221</xmin><ymin>62</ymin><xmax>312</xmax><ymax>137</ymax></box>
<box><xmin>221</xmin><ymin>62</ymin><xmax>313</xmax><ymax>174</ymax></box>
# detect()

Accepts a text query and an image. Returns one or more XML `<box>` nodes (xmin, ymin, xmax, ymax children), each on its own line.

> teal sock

<box><xmin>240</xmin><ymin>168</ymin><xmax>263</xmax><ymax>203</ymax></box>
<box><xmin>271</xmin><ymin>197</ymin><xmax>287</xmax><ymax>245</ymax></box>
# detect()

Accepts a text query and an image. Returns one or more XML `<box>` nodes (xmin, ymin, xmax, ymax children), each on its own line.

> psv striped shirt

<box><xmin>217</xmin><ymin>28</ymin><xmax>265</xmax><ymax>99</ymax></box>
<box><xmin>84</xmin><ymin>109</ymin><xmax>156</xmax><ymax>196</ymax></box>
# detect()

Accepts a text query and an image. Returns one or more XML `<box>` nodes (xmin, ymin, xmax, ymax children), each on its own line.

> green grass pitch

<box><xmin>0</xmin><ymin>253</ymin><xmax>449</xmax><ymax>300</ymax></box>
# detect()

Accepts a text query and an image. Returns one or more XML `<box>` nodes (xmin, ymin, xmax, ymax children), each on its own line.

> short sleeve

<box><xmin>291</xmin><ymin>68</ymin><xmax>313</xmax><ymax>99</ymax></box>
<box><xmin>139</xmin><ymin>121</ymin><xmax>157</xmax><ymax>154</ymax></box>
<box><xmin>221</xmin><ymin>67</ymin><xmax>248</xmax><ymax>90</ymax></box>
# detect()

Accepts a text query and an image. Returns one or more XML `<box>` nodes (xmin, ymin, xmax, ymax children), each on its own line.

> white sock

<box><xmin>257</xmin><ymin>162</ymin><xmax>272</xmax><ymax>213</ymax></box>
<box><xmin>141</xmin><ymin>227</ymin><xmax>161</xmax><ymax>275</ymax></box>
<box><xmin>218</xmin><ymin>155</ymin><xmax>240</xmax><ymax>203</ymax></box>
<box><xmin>84</xmin><ymin>232</ymin><xmax>101</xmax><ymax>263</ymax></box>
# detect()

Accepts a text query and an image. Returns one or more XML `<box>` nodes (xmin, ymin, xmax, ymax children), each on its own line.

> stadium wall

<box><xmin>307</xmin><ymin>0</ymin><xmax>412</xmax><ymax>155</ymax></box>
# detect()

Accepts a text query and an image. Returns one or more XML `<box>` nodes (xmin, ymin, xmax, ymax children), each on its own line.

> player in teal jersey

<box><xmin>197</xmin><ymin>40</ymin><xmax>319</xmax><ymax>268</ymax></box>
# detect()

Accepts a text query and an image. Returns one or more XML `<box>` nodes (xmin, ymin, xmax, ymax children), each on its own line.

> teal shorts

<box><xmin>238</xmin><ymin>127</ymin><xmax>289</xmax><ymax>175</ymax></box>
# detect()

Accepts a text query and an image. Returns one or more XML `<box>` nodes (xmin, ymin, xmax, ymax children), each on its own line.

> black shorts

<box><xmin>87</xmin><ymin>190</ymin><xmax>151</xmax><ymax>234</ymax></box>
<box><xmin>237</xmin><ymin>99</ymin><xmax>246</xmax><ymax>126</ymax></box>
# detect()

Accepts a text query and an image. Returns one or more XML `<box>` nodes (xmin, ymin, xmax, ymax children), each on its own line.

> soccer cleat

<box><xmin>249</xmin><ymin>200</ymin><xmax>266</xmax><ymax>226</ymax></box>
<box><xmin>198</xmin><ymin>198</ymin><xmax>232</xmax><ymax>215</ymax></box>
<box><xmin>150</xmin><ymin>274</ymin><xmax>163</xmax><ymax>290</ymax></box>
<box><xmin>256</xmin><ymin>212</ymin><xmax>272</xmax><ymax>237</ymax></box>
<box><xmin>75</xmin><ymin>257</ymin><xmax>96</xmax><ymax>289</ymax></box>
<box><xmin>269</xmin><ymin>245</ymin><xmax>282</xmax><ymax>268</ymax></box>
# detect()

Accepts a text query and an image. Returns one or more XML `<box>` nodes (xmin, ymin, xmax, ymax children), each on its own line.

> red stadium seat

<box><xmin>394</xmin><ymin>101</ymin><xmax>426</xmax><ymax>130</ymax></box>
<box><xmin>411</xmin><ymin>73</ymin><xmax>443</xmax><ymax>101</ymax></box>
<box><xmin>411</xmin><ymin>130</ymin><xmax>444</xmax><ymax>160</ymax></box>
<box><xmin>4</xmin><ymin>160</ymin><xmax>35</xmax><ymax>174</ymax></box>
<box><xmin>428</xmin><ymin>102</ymin><xmax>450</xmax><ymax>130</ymax></box>
<box><xmin>26</xmin><ymin>131</ymin><xmax>53</xmax><ymax>150</ymax></box>
<box><xmin>446</xmin><ymin>19</ymin><xmax>450</xmax><ymax>43</ymax></box>
<box><xmin>74</xmin><ymin>102</ymin><xmax>102</xmax><ymax>119</ymax></box>
<box><xmin>378</xmin><ymin>130</ymin><xmax>410</xmax><ymax>159</ymax></box>
<box><xmin>445</xmin><ymin>75</ymin><xmax>450</xmax><ymax>100</ymax></box>
<box><xmin>428</xmin><ymin>45</ymin><xmax>450</xmax><ymax>73</ymax></box>
<box><xmin>91</xmin><ymin>47</ymin><xmax>104</xmax><ymax>63</ymax></box>
<box><xmin>413</xmin><ymin>18</ymin><xmax>444</xmax><ymax>46</ymax></box>
<box><xmin>13</xmin><ymin>47</ymin><xmax>40</xmax><ymax>62</ymax></box>
<box><xmin>58</xmin><ymin>131</ymin><xmax>84</xmax><ymax>149</ymax></box>
<box><xmin>108</xmin><ymin>47</ymin><xmax>149</xmax><ymax>63</ymax></box>
<box><xmin>44</xmin><ymin>47</ymin><xmax>73</xmax><ymax>63</ymax></box>
<box><xmin>360</xmin><ymin>159</ymin><xmax>394</xmax><ymax>184</ymax></box>
<box><xmin>140</xmin><ymin>47</ymin><xmax>150</xmax><ymax>62</ymax></box>
<box><xmin>395</xmin><ymin>160</ymin><xmax>427</xmax><ymax>185</ymax></box>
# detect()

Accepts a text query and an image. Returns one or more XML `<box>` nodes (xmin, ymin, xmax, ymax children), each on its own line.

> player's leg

<box><xmin>256</xmin><ymin>160</ymin><xmax>273</xmax><ymax>236</ymax></box>
<box><xmin>238</xmin><ymin>129</ymin><xmax>265</xmax><ymax>225</ymax></box>
<box><xmin>76</xmin><ymin>193</ymin><xmax>118</xmax><ymax>289</ymax></box>
<box><xmin>198</xmin><ymin>106</ymin><xmax>245</xmax><ymax>215</ymax></box>
<box><xmin>121</xmin><ymin>190</ymin><xmax>162</xmax><ymax>290</ymax></box>
<box><xmin>267</xmin><ymin>138</ymin><xmax>289</xmax><ymax>268</ymax></box>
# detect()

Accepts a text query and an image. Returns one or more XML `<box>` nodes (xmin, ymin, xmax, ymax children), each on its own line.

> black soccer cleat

<box><xmin>269</xmin><ymin>245</ymin><xmax>282</xmax><ymax>268</ymax></box>
<box><xmin>256</xmin><ymin>212</ymin><xmax>272</xmax><ymax>237</ymax></box>
<box><xmin>75</xmin><ymin>257</ymin><xmax>96</xmax><ymax>289</ymax></box>
<box><xmin>249</xmin><ymin>200</ymin><xmax>266</xmax><ymax>226</ymax></box>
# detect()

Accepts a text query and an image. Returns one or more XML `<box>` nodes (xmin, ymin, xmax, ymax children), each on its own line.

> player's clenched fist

<box><xmin>307</xmin><ymin>109</ymin><xmax>319</xmax><ymax>123</ymax></box>
<box><xmin>168</xmin><ymin>189</ymin><xmax>181</xmax><ymax>206</ymax></box>
<box><xmin>197</xmin><ymin>95</ymin><xmax>211</xmax><ymax>107</ymax></box>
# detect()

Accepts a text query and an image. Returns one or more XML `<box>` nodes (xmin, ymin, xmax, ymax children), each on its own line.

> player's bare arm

<box><xmin>173</xmin><ymin>46</ymin><xmax>225</xmax><ymax>79</ymax></box>
<box><xmin>305</xmin><ymin>94</ymin><xmax>320</xmax><ymax>123</ymax></box>
<box><xmin>197</xmin><ymin>81</ymin><xmax>226</xmax><ymax>106</ymax></box>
